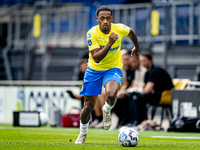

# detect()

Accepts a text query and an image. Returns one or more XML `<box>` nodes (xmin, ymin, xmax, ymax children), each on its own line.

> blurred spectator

<box><xmin>126</xmin><ymin>56</ymin><xmax>147</xmax><ymax>93</ymax></box>
<box><xmin>123</xmin><ymin>55</ymin><xmax>147</xmax><ymax>127</ymax></box>
<box><xmin>117</xmin><ymin>49</ymin><xmax>132</xmax><ymax>99</ymax></box>
<box><xmin>121</xmin><ymin>49</ymin><xmax>133</xmax><ymax>86</ymax></box>
<box><xmin>125</xmin><ymin>51</ymin><xmax>174</xmax><ymax>127</ymax></box>
<box><xmin>111</xmin><ymin>49</ymin><xmax>131</xmax><ymax>128</ymax></box>
<box><xmin>78</xmin><ymin>59</ymin><xmax>88</xmax><ymax>81</ymax></box>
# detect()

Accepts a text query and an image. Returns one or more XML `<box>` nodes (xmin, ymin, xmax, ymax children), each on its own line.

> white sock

<box><xmin>103</xmin><ymin>101</ymin><xmax>115</xmax><ymax>113</ymax></box>
<box><xmin>80</xmin><ymin>122</ymin><xmax>89</xmax><ymax>135</ymax></box>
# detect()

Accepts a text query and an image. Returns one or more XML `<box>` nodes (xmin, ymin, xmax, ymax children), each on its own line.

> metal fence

<box><xmin>0</xmin><ymin>1</ymin><xmax>200</xmax><ymax>50</ymax></box>
<box><xmin>107</xmin><ymin>1</ymin><xmax>200</xmax><ymax>49</ymax></box>
<box><xmin>1</xmin><ymin>1</ymin><xmax>200</xmax><ymax>49</ymax></box>
<box><xmin>0</xmin><ymin>1</ymin><xmax>200</xmax><ymax>80</ymax></box>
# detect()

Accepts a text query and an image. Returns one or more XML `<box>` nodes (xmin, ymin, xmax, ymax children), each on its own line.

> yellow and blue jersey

<box><xmin>86</xmin><ymin>23</ymin><xmax>130</xmax><ymax>71</ymax></box>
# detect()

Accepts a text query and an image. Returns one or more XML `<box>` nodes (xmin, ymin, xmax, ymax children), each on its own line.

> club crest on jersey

<box><xmin>88</xmin><ymin>39</ymin><xmax>92</xmax><ymax>46</ymax></box>
<box><xmin>87</xmin><ymin>33</ymin><xmax>91</xmax><ymax>38</ymax></box>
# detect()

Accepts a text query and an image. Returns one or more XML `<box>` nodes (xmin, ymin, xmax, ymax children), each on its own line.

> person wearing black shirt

<box><xmin>127</xmin><ymin>51</ymin><xmax>174</xmax><ymax>127</ymax></box>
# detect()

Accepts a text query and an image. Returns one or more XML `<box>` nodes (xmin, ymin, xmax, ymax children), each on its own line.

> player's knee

<box><xmin>107</xmin><ymin>95</ymin><xmax>116</xmax><ymax>102</ymax></box>
<box><xmin>107</xmin><ymin>94</ymin><xmax>117</xmax><ymax>106</ymax></box>
<box><xmin>84</xmin><ymin>103</ymin><xmax>95</xmax><ymax>114</ymax></box>
<box><xmin>106</xmin><ymin>90</ymin><xmax>117</xmax><ymax>98</ymax></box>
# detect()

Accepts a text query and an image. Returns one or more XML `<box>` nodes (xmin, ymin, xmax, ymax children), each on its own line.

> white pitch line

<box><xmin>152</xmin><ymin>136</ymin><xmax>200</xmax><ymax>140</ymax></box>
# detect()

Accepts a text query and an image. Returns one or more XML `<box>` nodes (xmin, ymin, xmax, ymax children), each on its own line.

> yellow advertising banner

<box><xmin>33</xmin><ymin>14</ymin><xmax>41</xmax><ymax>38</ymax></box>
<box><xmin>151</xmin><ymin>10</ymin><xmax>159</xmax><ymax>36</ymax></box>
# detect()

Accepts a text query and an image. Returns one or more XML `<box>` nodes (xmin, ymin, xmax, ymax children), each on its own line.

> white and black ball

<box><xmin>118</xmin><ymin>127</ymin><xmax>139</xmax><ymax>147</ymax></box>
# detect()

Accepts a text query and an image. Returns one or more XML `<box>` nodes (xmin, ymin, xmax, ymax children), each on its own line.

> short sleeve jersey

<box><xmin>86</xmin><ymin>23</ymin><xmax>130</xmax><ymax>71</ymax></box>
<box><xmin>144</xmin><ymin>65</ymin><xmax>174</xmax><ymax>93</ymax></box>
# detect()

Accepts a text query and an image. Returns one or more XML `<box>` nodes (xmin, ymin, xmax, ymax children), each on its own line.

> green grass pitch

<box><xmin>0</xmin><ymin>124</ymin><xmax>200</xmax><ymax>150</ymax></box>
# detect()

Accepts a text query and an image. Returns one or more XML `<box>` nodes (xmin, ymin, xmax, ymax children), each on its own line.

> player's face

<box><xmin>139</xmin><ymin>55</ymin><xmax>150</xmax><ymax>69</ymax></box>
<box><xmin>97</xmin><ymin>11</ymin><xmax>113</xmax><ymax>34</ymax></box>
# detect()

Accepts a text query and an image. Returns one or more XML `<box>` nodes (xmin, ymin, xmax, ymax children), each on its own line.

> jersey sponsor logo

<box><xmin>100</xmin><ymin>45</ymin><xmax>119</xmax><ymax>53</ymax></box>
<box><xmin>88</xmin><ymin>39</ymin><xmax>92</xmax><ymax>46</ymax></box>
<box><xmin>98</xmin><ymin>37</ymin><xmax>105</xmax><ymax>39</ymax></box>
<box><xmin>87</xmin><ymin>33</ymin><xmax>91</xmax><ymax>38</ymax></box>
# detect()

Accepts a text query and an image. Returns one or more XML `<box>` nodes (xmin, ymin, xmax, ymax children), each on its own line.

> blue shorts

<box><xmin>80</xmin><ymin>67</ymin><xmax>123</xmax><ymax>96</ymax></box>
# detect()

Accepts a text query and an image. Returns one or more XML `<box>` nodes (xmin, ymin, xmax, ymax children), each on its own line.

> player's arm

<box><xmin>91</xmin><ymin>32</ymin><xmax>118</xmax><ymax>63</ymax></box>
<box><xmin>128</xmin><ymin>28</ymin><xmax>140</xmax><ymax>57</ymax></box>
<box><xmin>128</xmin><ymin>79</ymin><xmax>134</xmax><ymax>89</ymax></box>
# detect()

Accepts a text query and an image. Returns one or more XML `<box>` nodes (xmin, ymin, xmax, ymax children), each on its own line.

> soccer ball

<box><xmin>39</xmin><ymin>112</ymin><xmax>48</xmax><ymax>126</ymax></box>
<box><xmin>118</xmin><ymin>127</ymin><xmax>139</xmax><ymax>147</ymax></box>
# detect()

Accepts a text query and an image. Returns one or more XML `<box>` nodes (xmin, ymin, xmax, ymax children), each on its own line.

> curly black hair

<box><xmin>96</xmin><ymin>6</ymin><xmax>113</xmax><ymax>16</ymax></box>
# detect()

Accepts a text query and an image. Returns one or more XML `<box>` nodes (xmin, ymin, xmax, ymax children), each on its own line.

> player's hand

<box><xmin>109</xmin><ymin>32</ymin><xmax>118</xmax><ymax>45</ymax></box>
<box><xmin>131</xmin><ymin>47</ymin><xmax>139</xmax><ymax>57</ymax></box>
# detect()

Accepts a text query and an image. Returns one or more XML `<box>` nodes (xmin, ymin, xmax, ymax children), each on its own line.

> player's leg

<box><xmin>102</xmin><ymin>80</ymin><xmax>120</xmax><ymax>129</ymax></box>
<box><xmin>81</xmin><ymin>95</ymin><xmax>98</xmax><ymax>123</ymax></box>
<box><xmin>105</xmin><ymin>80</ymin><xmax>120</xmax><ymax>106</ymax></box>
<box><xmin>75</xmin><ymin>95</ymin><xmax>98</xmax><ymax>144</ymax></box>
<box><xmin>101</xmin><ymin>68</ymin><xmax>122</xmax><ymax>130</ymax></box>
<box><xmin>75</xmin><ymin>67</ymin><xmax>103</xmax><ymax>144</ymax></box>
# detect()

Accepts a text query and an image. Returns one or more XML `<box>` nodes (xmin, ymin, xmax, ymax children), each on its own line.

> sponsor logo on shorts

<box><xmin>114</xmin><ymin>73</ymin><xmax>121</xmax><ymax>79</ymax></box>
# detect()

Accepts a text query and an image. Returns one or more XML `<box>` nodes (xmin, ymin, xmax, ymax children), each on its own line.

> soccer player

<box><xmin>75</xmin><ymin>6</ymin><xmax>139</xmax><ymax>144</ymax></box>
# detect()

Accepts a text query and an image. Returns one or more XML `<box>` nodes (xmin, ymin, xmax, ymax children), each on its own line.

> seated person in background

<box><xmin>78</xmin><ymin>59</ymin><xmax>88</xmax><ymax>81</ymax></box>
<box><xmin>126</xmin><ymin>51</ymin><xmax>174</xmax><ymax>127</ymax></box>
<box><xmin>123</xmin><ymin>55</ymin><xmax>147</xmax><ymax>127</ymax></box>
<box><xmin>117</xmin><ymin>49</ymin><xmax>130</xmax><ymax>99</ymax></box>
<box><xmin>113</xmin><ymin>49</ymin><xmax>132</xmax><ymax>128</ymax></box>
<box><xmin>120</xmin><ymin>49</ymin><xmax>134</xmax><ymax>87</ymax></box>
<box><xmin>126</xmin><ymin>56</ymin><xmax>147</xmax><ymax>93</ymax></box>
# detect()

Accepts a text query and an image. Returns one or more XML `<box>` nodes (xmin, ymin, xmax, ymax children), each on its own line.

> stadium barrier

<box><xmin>172</xmin><ymin>89</ymin><xmax>200</xmax><ymax>118</ymax></box>
<box><xmin>0</xmin><ymin>80</ymin><xmax>83</xmax><ymax>124</ymax></box>
<box><xmin>151</xmin><ymin>78</ymin><xmax>191</xmax><ymax>125</ymax></box>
